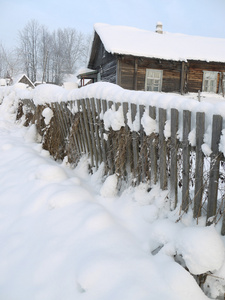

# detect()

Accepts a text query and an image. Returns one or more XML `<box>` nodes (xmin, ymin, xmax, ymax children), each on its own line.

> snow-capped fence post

<box><xmin>86</xmin><ymin>98</ymin><xmax>98</xmax><ymax>169</ymax></box>
<box><xmin>122</xmin><ymin>102</ymin><xmax>132</xmax><ymax>176</ymax></box>
<box><xmin>91</xmin><ymin>98</ymin><xmax>102</xmax><ymax>166</ymax></box>
<box><xmin>182</xmin><ymin>110</ymin><xmax>191</xmax><ymax>212</ymax></box>
<box><xmin>170</xmin><ymin>108</ymin><xmax>179</xmax><ymax>209</ymax></box>
<box><xmin>131</xmin><ymin>103</ymin><xmax>140</xmax><ymax>184</ymax></box>
<box><xmin>96</xmin><ymin>99</ymin><xmax>107</xmax><ymax>168</ymax></box>
<box><xmin>139</xmin><ymin>105</ymin><xmax>148</xmax><ymax>183</ymax></box>
<box><xmin>77</xmin><ymin>99</ymin><xmax>89</xmax><ymax>155</ymax></box>
<box><xmin>207</xmin><ymin>114</ymin><xmax>223</xmax><ymax>225</ymax></box>
<box><xmin>158</xmin><ymin>108</ymin><xmax>167</xmax><ymax>190</ymax></box>
<box><xmin>194</xmin><ymin>112</ymin><xmax>205</xmax><ymax>219</ymax></box>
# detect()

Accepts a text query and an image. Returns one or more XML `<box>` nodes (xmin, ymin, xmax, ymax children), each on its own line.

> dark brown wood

<box><xmin>194</xmin><ymin>112</ymin><xmax>205</xmax><ymax>219</ymax></box>
<box><xmin>158</xmin><ymin>108</ymin><xmax>167</xmax><ymax>190</ymax></box>
<box><xmin>170</xmin><ymin>108</ymin><xmax>179</xmax><ymax>208</ymax></box>
<box><xmin>182</xmin><ymin>110</ymin><xmax>191</xmax><ymax>212</ymax></box>
<box><xmin>139</xmin><ymin>105</ymin><xmax>147</xmax><ymax>182</ymax></box>
<box><xmin>207</xmin><ymin>115</ymin><xmax>223</xmax><ymax>224</ymax></box>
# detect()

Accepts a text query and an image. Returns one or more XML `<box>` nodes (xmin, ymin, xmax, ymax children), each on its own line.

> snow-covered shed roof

<box><xmin>93</xmin><ymin>23</ymin><xmax>225</xmax><ymax>63</ymax></box>
<box><xmin>12</xmin><ymin>74</ymin><xmax>35</xmax><ymax>88</ymax></box>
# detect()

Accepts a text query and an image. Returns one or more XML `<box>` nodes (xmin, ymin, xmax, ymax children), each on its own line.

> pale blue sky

<box><xmin>1</xmin><ymin>0</ymin><xmax>225</xmax><ymax>48</ymax></box>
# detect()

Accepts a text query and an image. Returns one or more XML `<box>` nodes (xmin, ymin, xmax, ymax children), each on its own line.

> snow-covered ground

<box><xmin>0</xmin><ymin>85</ymin><xmax>225</xmax><ymax>299</ymax></box>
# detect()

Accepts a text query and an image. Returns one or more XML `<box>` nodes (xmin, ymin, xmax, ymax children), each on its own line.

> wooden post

<box><xmin>207</xmin><ymin>115</ymin><xmax>223</xmax><ymax>224</ymax></box>
<box><xmin>131</xmin><ymin>103</ymin><xmax>139</xmax><ymax>184</ymax></box>
<box><xmin>149</xmin><ymin>106</ymin><xmax>157</xmax><ymax>185</ymax></box>
<box><xmin>170</xmin><ymin>108</ymin><xmax>179</xmax><ymax>209</ymax></box>
<box><xmin>86</xmin><ymin>98</ymin><xmax>98</xmax><ymax>168</ymax></box>
<box><xmin>194</xmin><ymin>112</ymin><xmax>205</xmax><ymax>218</ymax></box>
<box><xmin>77</xmin><ymin>100</ymin><xmax>89</xmax><ymax>155</ymax></box>
<box><xmin>91</xmin><ymin>98</ymin><xmax>102</xmax><ymax>164</ymax></box>
<box><xmin>182</xmin><ymin>110</ymin><xmax>191</xmax><ymax>212</ymax></box>
<box><xmin>123</xmin><ymin>102</ymin><xmax>132</xmax><ymax>176</ymax></box>
<box><xmin>96</xmin><ymin>99</ymin><xmax>107</xmax><ymax>168</ymax></box>
<box><xmin>139</xmin><ymin>105</ymin><xmax>147</xmax><ymax>182</ymax></box>
<box><xmin>158</xmin><ymin>108</ymin><xmax>167</xmax><ymax>190</ymax></box>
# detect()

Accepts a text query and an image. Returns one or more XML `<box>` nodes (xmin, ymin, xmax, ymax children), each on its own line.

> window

<box><xmin>202</xmin><ymin>71</ymin><xmax>218</xmax><ymax>93</ymax></box>
<box><xmin>145</xmin><ymin>69</ymin><xmax>163</xmax><ymax>92</ymax></box>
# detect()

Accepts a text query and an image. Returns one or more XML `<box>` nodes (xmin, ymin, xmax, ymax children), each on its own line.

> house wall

<box><xmin>89</xmin><ymin>36</ymin><xmax>117</xmax><ymax>84</ymax></box>
<box><xmin>187</xmin><ymin>61</ymin><xmax>225</xmax><ymax>93</ymax></box>
<box><xmin>119</xmin><ymin>56</ymin><xmax>182</xmax><ymax>93</ymax></box>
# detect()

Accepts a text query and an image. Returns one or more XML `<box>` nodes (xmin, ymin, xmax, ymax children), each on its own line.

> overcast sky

<box><xmin>1</xmin><ymin>0</ymin><xmax>225</xmax><ymax>48</ymax></box>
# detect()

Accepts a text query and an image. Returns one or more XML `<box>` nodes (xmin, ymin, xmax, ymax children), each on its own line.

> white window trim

<box><xmin>202</xmin><ymin>71</ymin><xmax>218</xmax><ymax>93</ymax></box>
<box><xmin>145</xmin><ymin>69</ymin><xmax>163</xmax><ymax>92</ymax></box>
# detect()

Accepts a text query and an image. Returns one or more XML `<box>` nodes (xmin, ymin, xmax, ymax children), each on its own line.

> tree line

<box><xmin>0</xmin><ymin>19</ymin><xmax>91</xmax><ymax>85</ymax></box>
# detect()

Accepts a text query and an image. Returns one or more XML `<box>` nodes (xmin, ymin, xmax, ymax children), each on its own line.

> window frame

<box><xmin>202</xmin><ymin>71</ymin><xmax>218</xmax><ymax>93</ymax></box>
<box><xmin>145</xmin><ymin>69</ymin><xmax>163</xmax><ymax>92</ymax></box>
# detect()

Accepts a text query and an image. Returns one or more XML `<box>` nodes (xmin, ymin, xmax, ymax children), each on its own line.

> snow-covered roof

<box><xmin>94</xmin><ymin>23</ymin><xmax>225</xmax><ymax>63</ymax></box>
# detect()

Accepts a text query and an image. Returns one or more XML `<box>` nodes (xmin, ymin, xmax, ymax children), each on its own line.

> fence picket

<box><xmin>131</xmin><ymin>103</ymin><xmax>139</xmax><ymax>184</ymax></box>
<box><xmin>207</xmin><ymin>115</ymin><xmax>223</xmax><ymax>224</ymax></box>
<box><xmin>182</xmin><ymin>110</ymin><xmax>191</xmax><ymax>212</ymax></box>
<box><xmin>149</xmin><ymin>106</ymin><xmax>157</xmax><ymax>185</ymax></box>
<box><xmin>194</xmin><ymin>112</ymin><xmax>205</xmax><ymax>218</ymax></box>
<box><xmin>170</xmin><ymin>108</ymin><xmax>179</xmax><ymax>209</ymax></box>
<box><xmin>158</xmin><ymin>108</ymin><xmax>167</xmax><ymax>190</ymax></box>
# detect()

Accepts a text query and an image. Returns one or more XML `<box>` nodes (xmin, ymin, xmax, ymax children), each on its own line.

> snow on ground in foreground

<box><xmin>0</xmin><ymin>91</ymin><xmax>225</xmax><ymax>299</ymax></box>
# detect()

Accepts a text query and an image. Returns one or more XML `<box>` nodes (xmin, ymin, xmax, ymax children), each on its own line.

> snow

<box><xmin>93</xmin><ymin>23</ymin><xmax>225</xmax><ymax>63</ymax></box>
<box><xmin>1</xmin><ymin>84</ymin><xmax>225</xmax><ymax>299</ymax></box>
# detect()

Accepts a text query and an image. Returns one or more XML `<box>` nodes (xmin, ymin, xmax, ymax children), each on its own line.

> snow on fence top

<box><xmin>1</xmin><ymin>82</ymin><xmax>225</xmax><ymax>156</ymax></box>
<box><xmin>94</xmin><ymin>23</ymin><xmax>225</xmax><ymax>63</ymax></box>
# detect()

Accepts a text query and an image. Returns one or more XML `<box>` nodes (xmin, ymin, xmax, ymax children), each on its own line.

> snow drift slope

<box><xmin>0</xmin><ymin>90</ymin><xmax>224</xmax><ymax>300</ymax></box>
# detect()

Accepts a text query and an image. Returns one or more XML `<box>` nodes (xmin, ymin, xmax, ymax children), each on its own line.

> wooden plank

<box><xmin>81</xmin><ymin>99</ymin><xmax>94</xmax><ymax>167</ymax></box>
<box><xmin>102</xmin><ymin>99</ymin><xmax>114</xmax><ymax>174</ymax></box>
<box><xmin>77</xmin><ymin>99</ymin><xmax>89</xmax><ymax>154</ymax></box>
<box><xmin>134</xmin><ymin>58</ymin><xmax>138</xmax><ymax>90</ymax></box>
<box><xmin>96</xmin><ymin>99</ymin><xmax>107</xmax><ymax>167</ymax></box>
<box><xmin>91</xmin><ymin>98</ymin><xmax>102</xmax><ymax>164</ymax></box>
<box><xmin>194</xmin><ymin>112</ymin><xmax>205</xmax><ymax>218</ymax></box>
<box><xmin>149</xmin><ymin>106</ymin><xmax>157</xmax><ymax>185</ymax></box>
<box><xmin>86</xmin><ymin>98</ymin><xmax>98</xmax><ymax>168</ymax></box>
<box><xmin>182</xmin><ymin>110</ymin><xmax>191</xmax><ymax>212</ymax></box>
<box><xmin>139</xmin><ymin>105</ymin><xmax>147</xmax><ymax>182</ymax></box>
<box><xmin>170</xmin><ymin>108</ymin><xmax>179</xmax><ymax>209</ymax></box>
<box><xmin>131</xmin><ymin>103</ymin><xmax>139</xmax><ymax>184</ymax></box>
<box><xmin>158</xmin><ymin>108</ymin><xmax>167</xmax><ymax>190</ymax></box>
<box><xmin>207</xmin><ymin>114</ymin><xmax>223</xmax><ymax>224</ymax></box>
<box><xmin>123</xmin><ymin>102</ymin><xmax>132</xmax><ymax>176</ymax></box>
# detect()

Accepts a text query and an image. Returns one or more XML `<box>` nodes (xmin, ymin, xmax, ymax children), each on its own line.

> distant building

<box><xmin>12</xmin><ymin>74</ymin><xmax>35</xmax><ymax>89</ymax></box>
<box><xmin>83</xmin><ymin>23</ymin><xmax>225</xmax><ymax>94</ymax></box>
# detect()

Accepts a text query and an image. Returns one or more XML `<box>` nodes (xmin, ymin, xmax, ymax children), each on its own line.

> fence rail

<box><xmin>18</xmin><ymin>97</ymin><xmax>225</xmax><ymax>234</ymax></box>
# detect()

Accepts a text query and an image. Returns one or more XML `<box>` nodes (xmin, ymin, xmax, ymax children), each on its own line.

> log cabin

<box><xmin>79</xmin><ymin>23</ymin><xmax>225</xmax><ymax>95</ymax></box>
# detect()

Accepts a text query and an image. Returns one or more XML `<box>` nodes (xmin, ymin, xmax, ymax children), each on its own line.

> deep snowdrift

<box><xmin>0</xmin><ymin>85</ymin><xmax>225</xmax><ymax>299</ymax></box>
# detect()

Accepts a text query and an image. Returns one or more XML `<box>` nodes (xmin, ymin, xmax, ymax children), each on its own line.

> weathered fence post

<box><xmin>194</xmin><ymin>112</ymin><xmax>205</xmax><ymax>219</ymax></box>
<box><xmin>123</xmin><ymin>102</ymin><xmax>132</xmax><ymax>176</ymax></box>
<box><xmin>131</xmin><ymin>103</ymin><xmax>140</xmax><ymax>184</ymax></box>
<box><xmin>182</xmin><ymin>110</ymin><xmax>191</xmax><ymax>212</ymax></box>
<box><xmin>91</xmin><ymin>98</ymin><xmax>102</xmax><ymax>165</ymax></box>
<box><xmin>170</xmin><ymin>108</ymin><xmax>179</xmax><ymax>209</ymax></box>
<box><xmin>207</xmin><ymin>114</ymin><xmax>223</xmax><ymax>225</ymax></box>
<box><xmin>158</xmin><ymin>108</ymin><xmax>167</xmax><ymax>190</ymax></box>
<box><xmin>149</xmin><ymin>106</ymin><xmax>157</xmax><ymax>185</ymax></box>
<box><xmin>96</xmin><ymin>99</ymin><xmax>107</xmax><ymax>168</ymax></box>
<box><xmin>139</xmin><ymin>105</ymin><xmax>148</xmax><ymax>183</ymax></box>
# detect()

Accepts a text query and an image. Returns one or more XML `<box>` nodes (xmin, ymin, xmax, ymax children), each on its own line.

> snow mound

<box><xmin>176</xmin><ymin>226</ymin><xmax>225</xmax><ymax>275</ymax></box>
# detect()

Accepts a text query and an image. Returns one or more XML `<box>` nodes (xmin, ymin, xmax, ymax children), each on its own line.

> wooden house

<box><xmin>82</xmin><ymin>23</ymin><xmax>225</xmax><ymax>94</ymax></box>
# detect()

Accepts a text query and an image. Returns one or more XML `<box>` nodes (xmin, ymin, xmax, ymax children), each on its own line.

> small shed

<box><xmin>12</xmin><ymin>74</ymin><xmax>35</xmax><ymax>89</ymax></box>
<box><xmin>87</xmin><ymin>23</ymin><xmax>225</xmax><ymax>94</ymax></box>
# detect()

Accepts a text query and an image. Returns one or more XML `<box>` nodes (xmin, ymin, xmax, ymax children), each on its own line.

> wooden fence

<box><xmin>18</xmin><ymin>97</ymin><xmax>225</xmax><ymax>234</ymax></box>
